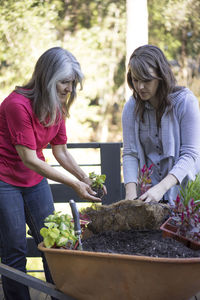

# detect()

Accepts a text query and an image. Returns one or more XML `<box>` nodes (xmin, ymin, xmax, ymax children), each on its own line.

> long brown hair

<box><xmin>127</xmin><ymin>45</ymin><xmax>182</xmax><ymax>126</ymax></box>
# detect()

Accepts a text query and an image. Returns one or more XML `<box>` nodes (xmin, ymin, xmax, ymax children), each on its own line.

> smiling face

<box><xmin>56</xmin><ymin>79</ymin><xmax>74</xmax><ymax>104</ymax></box>
<box><xmin>131</xmin><ymin>67</ymin><xmax>160</xmax><ymax>108</ymax></box>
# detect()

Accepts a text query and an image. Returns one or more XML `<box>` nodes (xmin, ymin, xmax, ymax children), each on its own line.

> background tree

<box><xmin>59</xmin><ymin>0</ymin><xmax>126</xmax><ymax>142</ymax></box>
<box><xmin>126</xmin><ymin>0</ymin><xmax>148</xmax><ymax>99</ymax></box>
<box><xmin>0</xmin><ymin>0</ymin><xmax>126</xmax><ymax>142</ymax></box>
<box><xmin>0</xmin><ymin>0</ymin><xmax>61</xmax><ymax>96</ymax></box>
<box><xmin>0</xmin><ymin>0</ymin><xmax>200</xmax><ymax>143</ymax></box>
<box><xmin>148</xmin><ymin>0</ymin><xmax>200</xmax><ymax>96</ymax></box>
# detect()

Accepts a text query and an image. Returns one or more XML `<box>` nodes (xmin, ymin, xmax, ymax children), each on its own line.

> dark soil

<box><xmin>82</xmin><ymin>230</ymin><xmax>200</xmax><ymax>258</ymax></box>
<box><xmin>92</xmin><ymin>186</ymin><xmax>104</xmax><ymax>199</ymax></box>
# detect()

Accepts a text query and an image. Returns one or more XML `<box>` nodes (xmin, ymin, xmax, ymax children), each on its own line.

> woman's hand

<box><xmin>139</xmin><ymin>184</ymin><xmax>165</xmax><ymax>203</ymax></box>
<box><xmin>81</xmin><ymin>176</ymin><xmax>107</xmax><ymax>197</ymax></box>
<box><xmin>73</xmin><ymin>181</ymin><xmax>102</xmax><ymax>202</ymax></box>
<box><xmin>125</xmin><ymin>182</ymin><xmax>137</xmax><ymax>200</ymax></box>
<box><xmin>139</xmin><ymin>174</ymin><xmax>178</xmax><ymax>203</ymax></box>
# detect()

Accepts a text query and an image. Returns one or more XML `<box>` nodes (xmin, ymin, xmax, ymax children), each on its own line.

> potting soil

<box><xmin>82</xmin><ymin>230</ymin><xmax>200</xmax><ymax>258</ymax></box>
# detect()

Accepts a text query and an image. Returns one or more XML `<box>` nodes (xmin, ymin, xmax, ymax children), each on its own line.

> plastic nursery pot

<box><xmin>38</xmin><ymin>241</ymin><xmax>200</xmax><ymax>300</ymax></box>
<box><xmin>160</xmin><ymin>217</ymin><xmax>200</xmax><ymax>250</ymax></box>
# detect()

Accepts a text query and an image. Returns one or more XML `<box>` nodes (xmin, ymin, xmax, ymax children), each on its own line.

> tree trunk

<box><xmin>126</xmin><ymin>0</ymin><xmax>148</xmax><ymax>99</ymax></box>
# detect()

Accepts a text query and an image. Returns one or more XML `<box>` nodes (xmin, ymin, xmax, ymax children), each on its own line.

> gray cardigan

<box><xmin>122</xmin><ymin>88</ymin><xmax>200</xmax><ymax>204</ymax></box>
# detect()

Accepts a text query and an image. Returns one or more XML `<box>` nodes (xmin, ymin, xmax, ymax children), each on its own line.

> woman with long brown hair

<box><xmin>122</xmin><ymin>44</ymin><xmax>200</xmax><ymax>204</ymax></box>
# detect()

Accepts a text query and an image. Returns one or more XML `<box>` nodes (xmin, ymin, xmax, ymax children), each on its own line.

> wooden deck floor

<box><xmin>0</xmin><ymin>275</ymin><xmax>51</xmax><ymax>300</ymax></box>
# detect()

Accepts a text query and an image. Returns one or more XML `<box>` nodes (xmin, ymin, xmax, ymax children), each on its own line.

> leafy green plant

<box><xmin>170</xmin><ymin>195</ymin><xmax>200</xmax><ymax>242</ymax></box>
<box><xmin>89</xmin><ymin>172</ymin><xmax>106</xmax><ymax>189</ymax></box>
<box><xmin>40</xmin><ymin>211</ymin><xmax>78</xmax><ymax>249</ymax></box>
<box><xmin>169</xmin><ymin>174</ymin><xmax>200</xmax><ymax>242</ymax></box>
<box><xmin>89</xmin><ymin>172</ymin><xmax>106</xmax><ymax>199</ymax></box>
<box><xmin>179</xmin><ymin>174</ymin><xmax>200</xmax><ymax>206</ymax></box>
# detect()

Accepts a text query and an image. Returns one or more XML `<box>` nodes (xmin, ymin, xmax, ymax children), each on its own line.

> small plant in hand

<box><xmin>40</xmin><ymin>211</ymin><xmax>78</xmax><ymax>249</ymax></box>
<box><xmin>89</xmin><ymin>171</ymin><xmax>106</xmax><ymax>198</ymax></box>
<box><xmin>169</xmin><ymin>174</ymin><xmax>200</xmax><ymax>243</ymax></box>
<box><xmin>138</xmin><ymin>164</ymin><xmax>153</xmax><ymax>195</ymax></box>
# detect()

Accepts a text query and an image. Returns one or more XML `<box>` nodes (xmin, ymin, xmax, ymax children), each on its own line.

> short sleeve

<box><xmin>5</xmin><ymin>100</ymin><xmax>37</xmax><ymax>149</ymax></box>
<box><xmin>50</xmin><ymin>118</ymin><xmax>67</xmax><ymax>145</ymax></box>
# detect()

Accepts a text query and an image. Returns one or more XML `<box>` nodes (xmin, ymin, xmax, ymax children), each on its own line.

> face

<box><xmin>131</xmin><ymin>68</ymin><xmax>159</xmax><ymax>108</ymax></box>
<box><xmin>56</xmin><ymin>80</ymin><xmax>73</xmax><ymax>104</ymax></box>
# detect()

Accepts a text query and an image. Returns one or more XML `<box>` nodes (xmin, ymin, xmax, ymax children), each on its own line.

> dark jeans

<box><xmin>0</xmin><ymin>178</ymin><xmax>55</xmax><ymax>300</ymax></box>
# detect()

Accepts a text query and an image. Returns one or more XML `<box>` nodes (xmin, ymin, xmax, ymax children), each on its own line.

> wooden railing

<box><xmin>0</xmin><ymin>142</ymin><xmax>124</xmax><ymax>299</ymax></box>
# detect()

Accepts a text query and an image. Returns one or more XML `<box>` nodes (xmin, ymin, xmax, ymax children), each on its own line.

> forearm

<box><xmin>53</xmin><ymin>148</ymin><xmax>88</xmax><ymax>182</ymax></box>
<box><xmin>15</xmin><ymin>144</ymin><xmax>78</xmax><ymax>188</ymax></box>
<box><xmin>15</xmin><ymin>144</ymin><xmax>100</xmax><ymax>202</ymax></box>
<box><xmin>23</xmin><ymin>155</ymin><xmax>79</xmax><ymax>189</ymax></box>
<box><xmin>139</xmin><ymin>173</ymin><xmax>178</xmax><ymax>203</ymax></box>
<box><xmin>159</xmin><ymin>173</ymin><xmax>178</xmax><ymax>192</ymax></box>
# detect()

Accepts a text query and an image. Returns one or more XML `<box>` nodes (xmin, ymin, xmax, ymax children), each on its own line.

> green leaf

<box><xmin>44</xmin><ymin>222</ymin><xmax>58</xmax><ymax>229</ymax></box>
<box><xmin>49</xmin><ymin>228</ymin><xmax>60</xmax><ymax>239</ymax></box>
<box><xmin>56</xmin><ymin>236</ymin><xmax>69</xmax><ymax>247</ymax></box>
<box><xmin>43</xmin><ymin>236</ymin><xmax>55</xmax><ymax>248</ymax></box>
<box><xmin>59</xmin><ymin>221</ymin><xmax>68</xmax><ymax>231</ymax></box>
<box><xmin>40</xmin><ymin>227</ymin><xmax>48</xmax><ymax>238</ymax></box>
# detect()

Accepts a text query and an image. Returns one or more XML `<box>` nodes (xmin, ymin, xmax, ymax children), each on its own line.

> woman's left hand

<box><xmin>139</xmin><ymin>184</ymin><xmax>165</xmax><ymax>203</ymax></box>
<box><xmin>139</xmin><ymin>174</ymin><xmax>178</xmax><ymax>203</ymax></box>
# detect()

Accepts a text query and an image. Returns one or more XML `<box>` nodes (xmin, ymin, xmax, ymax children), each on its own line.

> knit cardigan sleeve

<box><xmin>122</xmin><ymin>97</ymin><xmax>139</xmax><ymax>184</ymax></box>
<box><xmin>169</xmin><ymin>90</ymin><xmax>200</xmax><ymax>183</ymax></box>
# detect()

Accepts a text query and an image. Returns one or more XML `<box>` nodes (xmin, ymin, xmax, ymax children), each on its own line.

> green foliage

<box><xmin>89</xmin><ymin>171</ymin><xmax>106</xmax><ymax>189</ymax></box>
<box><xmin>148</xmin><ymin>0</ymin><xmax>200</xmax><ymax>90</ymax></box>
<box><xmin>149</xmin><ymin>0</ymin><xmax>200</xmax><ymax>57</ymax></box>
<box><xmin>179</xmin><ymin>174</ymin><xmax>200</xmax><ymax>207</ymax></box>
<box><xmin>0</xmin><ymin>0</ymin><xmax>126</xmax><ymax>142</ymax></box>
<box><xmin>1</xmin><ymin>0</ymin><xmax>200</xmax><ymax>142</ymax></box>
<box><xmin>40</xmin><ymin>211</ymin><xmax>78</xmax><ymax>249</ymax></box>
<box><xmin>170</xmin><ymin>191</ymin><xmax>200</xmax><ymax>242</ymax></box>
<box><xmin>0</xmin><ymin>0</ymin><xmax>60</xmax><ymax>97</ymax></box>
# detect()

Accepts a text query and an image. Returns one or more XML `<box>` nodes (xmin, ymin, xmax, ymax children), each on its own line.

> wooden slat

<box><xmin>100</xmin><ymin>143</ymin><xmax>123</xmax><ymax>204</ymax></box>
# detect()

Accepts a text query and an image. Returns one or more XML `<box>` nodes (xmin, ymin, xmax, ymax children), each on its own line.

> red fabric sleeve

<box><xmin>5</xmin><ymin>100</ymin><xmax>37</xmax><ymax>149</ymax></box>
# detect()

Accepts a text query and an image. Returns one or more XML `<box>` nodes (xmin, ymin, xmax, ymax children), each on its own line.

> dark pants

<box><xmin>0</xmin><ymin>178</ymin><xmax>56</xmax><ymax>300</ymax></box>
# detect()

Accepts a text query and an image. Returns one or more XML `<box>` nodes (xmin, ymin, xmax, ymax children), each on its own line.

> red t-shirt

<box><xmin>0</xmin><ymin>92</ymin><xmax>67</xmax><ymax>187</ymax></box>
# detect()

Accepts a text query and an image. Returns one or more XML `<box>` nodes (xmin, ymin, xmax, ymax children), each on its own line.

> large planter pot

<box><xmin>38</xmin><ymin>242</ymin><xmax>200</xmax><ymax>300</ymax></box>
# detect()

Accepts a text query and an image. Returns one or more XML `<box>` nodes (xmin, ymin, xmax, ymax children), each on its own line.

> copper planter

<box><xmin>38</xmin><ymin>242</ymin><xmax>200</xmax><ymax>300</ymax></box>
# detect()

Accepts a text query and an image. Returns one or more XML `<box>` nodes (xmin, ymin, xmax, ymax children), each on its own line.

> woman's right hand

<box><xmin>125</xmin><ymin>182</ymin><xmax>137</xmax><ymax>200</ymax></box>
<box><xmin>73</xmin><ymin>180</ymin><xmax>102</xmax><ymax>202</ymax></box>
